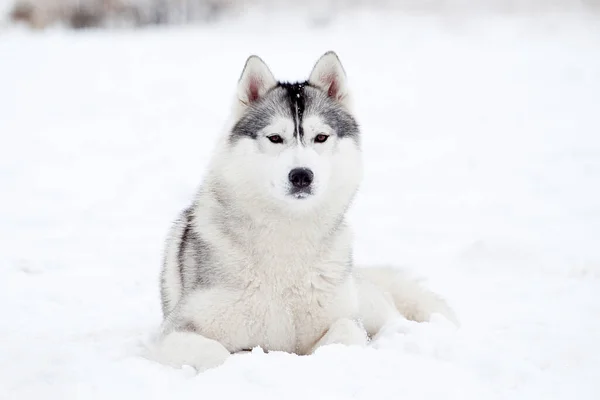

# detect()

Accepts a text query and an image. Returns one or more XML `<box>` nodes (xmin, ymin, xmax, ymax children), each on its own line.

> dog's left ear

<box><xmin>308</xmin><ymin>51</ymin><xmax>350</xmax><ymax>108</ymax></box>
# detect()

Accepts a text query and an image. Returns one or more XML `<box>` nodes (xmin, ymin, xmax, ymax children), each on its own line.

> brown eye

<box><xmin>314</xmin><ymin>134</ymin><xmax>329</xmax><ymax>143</ymax></box>
<box><xmin>268</xmin><ymin>135</ymin><xmax>284</xmax><ymax>144</ymax></box>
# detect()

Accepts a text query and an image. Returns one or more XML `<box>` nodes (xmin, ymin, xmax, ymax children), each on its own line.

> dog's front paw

<box><xmin>311</xmin><ymin>318</ymin><xmax>368</xmax><ymax>353</ymax></box>
<box><xmin>407</xmin><ymin>296</ymin><xmax>460</xmax><ymax>327</ymax></box>
<box><xmin>148</xmin><ymin>331</ymin><xmax>230</xmax><ymax>372</ymax></box>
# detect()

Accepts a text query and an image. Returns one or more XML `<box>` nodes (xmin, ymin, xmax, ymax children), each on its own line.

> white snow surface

<box><xmin>1</xmin><ymin>11</ymin><xmax>600</xmax><ymax>400</ymax></box>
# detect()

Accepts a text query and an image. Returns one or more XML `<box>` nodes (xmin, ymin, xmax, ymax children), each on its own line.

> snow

<box><xmin>1</xmin><ymin>11</ymin><xmax>600</xmax><ymax>400</ymax></box>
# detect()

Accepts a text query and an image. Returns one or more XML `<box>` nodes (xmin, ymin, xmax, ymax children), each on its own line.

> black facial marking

<box><xmin>278</xmin><ymin>81</ymin><xmax>308</xmax><ymax>141</ymax></box>
<box><xmin>229</xmin><ymin>78</ymin><xmax>359</xmax><ymax>143</ymax></box>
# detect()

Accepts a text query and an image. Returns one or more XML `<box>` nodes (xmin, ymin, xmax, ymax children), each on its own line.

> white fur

<box><xmin>310</xmin><ymin>318</ymin><xmax>368</xmax><ymax>353</ymax></box>
<box><xmin>150</xmin><ymin>52</ymin><xmax>457</xmax><ymax>372</ymax></box>
<box><xmin>355</xmin><ymin>267</ymin><xmax>459</xmax><ymax>325</ymax></box>
<box><xmin>149</xmin><ymin>331</ymin><xmax>230</xmax><ymax>372</ymax></box>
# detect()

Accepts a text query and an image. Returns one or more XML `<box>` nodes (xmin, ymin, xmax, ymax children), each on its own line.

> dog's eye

<box><xmin>267</xmin><ymin>135</ymin><xmax>284</xmax><ymax>144</ymax></box>
<box><xmin>314</xmin><ymin>134</ymin><xmax>329</xmax><ymax>143</ymax></box>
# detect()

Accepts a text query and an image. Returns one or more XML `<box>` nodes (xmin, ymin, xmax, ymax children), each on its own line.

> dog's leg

<box><xmin>355</xmin><ymin>277</ymin><xmax>403</xmax><ymax>336</ymax></box>
<box><xmin>310</xmin><ymin>318</ymin><xmax>368</xmax><ymax>353</ymax></box>
<box><xmin>148</xmin><ymin>288</ymin><xmax>243</xmax><ymax>372</ymax></box>
<box><xmin>149</xmin><ymin>330</ymin><xmax>230</xmax><ymax>372</ymax></box>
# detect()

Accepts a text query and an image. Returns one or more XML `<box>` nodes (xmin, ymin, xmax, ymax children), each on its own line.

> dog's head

<box><xmin>215</xmin><ymin>52</ymin><xmax>362</xmax><ymax>213</ymax></box>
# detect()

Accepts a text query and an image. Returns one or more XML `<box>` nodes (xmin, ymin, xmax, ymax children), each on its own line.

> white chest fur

<box><xmin>176</xmin><ymin>209</ymin><xmax>358</xmax><ymax>354</ymax></box>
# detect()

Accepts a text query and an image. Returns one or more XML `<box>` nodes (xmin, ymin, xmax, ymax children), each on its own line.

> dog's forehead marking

<box><xmin>293</xmin><ymin>102</ymin><xmax>301</xmax><ymax>145</ymax></box>
<box><xmin>230</xmin><ymin>80</ymin><xmax>359</xmax><ymax>144</ymax></box>
<box><xmin>277</xmin><ymin>81</ymin><xmax>308</xmax><ymax>143</ymax></box>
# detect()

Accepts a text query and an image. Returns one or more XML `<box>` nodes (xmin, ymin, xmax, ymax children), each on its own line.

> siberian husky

<box><xmin>151</xmin><ymin>51</ymin><xmax>457</xmax><ymax>372</ymax></box>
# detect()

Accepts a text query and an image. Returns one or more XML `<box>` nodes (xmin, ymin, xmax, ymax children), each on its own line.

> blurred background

<box><xmin>3</xmin><ymin>0</ymin><xmax>600</xmax><ymax>30</ymax></box>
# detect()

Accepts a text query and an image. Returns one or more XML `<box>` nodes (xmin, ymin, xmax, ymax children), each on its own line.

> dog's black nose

<box><xmin>289</xmin><ymin>168</ymin><xmax>314</xmax><ymax>188</ymax></box>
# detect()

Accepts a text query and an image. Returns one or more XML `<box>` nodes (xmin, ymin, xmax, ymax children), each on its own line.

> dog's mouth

<box><xmin>289</xmin><ymin>187</ymin><xmax>312</xmax><ymax>199</ymax></box>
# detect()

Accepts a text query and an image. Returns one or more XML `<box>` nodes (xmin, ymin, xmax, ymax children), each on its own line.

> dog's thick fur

<box><xmin>150</xmin><ymin>52</ymin><xmax>456</xmax><ymax>372</ymax></box>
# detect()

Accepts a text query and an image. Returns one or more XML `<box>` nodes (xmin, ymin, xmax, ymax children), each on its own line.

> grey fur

<box><xmin>182</xmin><ymin>212</ymin><xmax>214</xmax><ymax>289</ymax></box>
<box><xmin>159</xmin><ymin>271</ymin><xmax>171</xmax><ymax>317</ymax></box>
<box><xmin>305</xmin><ymin>88</ymin><xmax>360</xmax><ymax>141</ymax></box>
<box><xmin>161</xmin><ymin>207</ymin><xmax>215</xmax><ymax>316</ymax></box>
<box><xmin>230</xmin><ymin>83</ymin><xmax>359</xmax><ymax>143</ymax></box>
<box><xmin>208</xmin><ymin>184</ymin><xmax>253</xmax><ymax>248</ymax></box>
<box><xmin>230</xmin><ymin>100</ymin><xmax>274</xmax><ymax>140</ymax></box>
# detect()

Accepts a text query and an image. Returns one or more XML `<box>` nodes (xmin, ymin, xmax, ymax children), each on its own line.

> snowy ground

<box><xmin>1</xmin><ymin>11</ymin><xmax>600</xmax><ymax>400</ymax></box>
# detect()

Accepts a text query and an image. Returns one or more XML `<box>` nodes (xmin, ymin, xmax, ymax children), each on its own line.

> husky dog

<box><xmin>151</xmin><ymin>52</ymin><xmax>456</xmax><ymax>372</ymax></box>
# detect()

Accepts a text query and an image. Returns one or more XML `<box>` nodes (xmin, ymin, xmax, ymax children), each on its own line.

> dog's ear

<box><xmin>308</xmin><ymin>51</ymin><xmax>350</xmax><ymax>107</ymax></box>
<box><xmin>237</xmin><ymin>55</ymin><xmax>277</xmax><ymax>108</ymax></box>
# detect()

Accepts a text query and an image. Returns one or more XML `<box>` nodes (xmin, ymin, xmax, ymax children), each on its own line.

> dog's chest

<box><xmin>238</xmin><ymin>254</ymin><xmax>355</xmax><ymax>354</ymax></box>
<box><xmin>205</xmin><ymin>220</ymin><xmax>357</xmax><ymax>353</ymax></box>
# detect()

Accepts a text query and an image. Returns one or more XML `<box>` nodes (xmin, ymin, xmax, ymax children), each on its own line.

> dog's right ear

<box><xmin>237</xmin><ymin>55</ymin><xmax>277</xmax><ymax>109</ymax></box>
